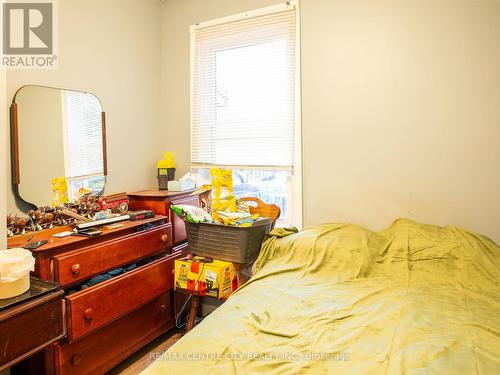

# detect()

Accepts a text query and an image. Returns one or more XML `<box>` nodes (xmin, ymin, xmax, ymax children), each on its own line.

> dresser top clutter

<box><xmin>7</xmin><ymin>216</ymin><xmax>165</xmax><ymax>253</ymax></box>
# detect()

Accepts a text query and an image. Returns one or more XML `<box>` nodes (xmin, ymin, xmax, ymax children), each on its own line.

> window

<box><xmin>62</xmin><ymin>91</ymin><xmax>105</xmax><ymax>199</ymax></box>
<box><xmin>190</xmin><ymin>2</ymin><xmax>301</xmax><ymax>226</ymax></box>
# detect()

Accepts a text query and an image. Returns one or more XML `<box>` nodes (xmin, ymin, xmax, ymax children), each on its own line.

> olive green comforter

<box><xmin>142</xmin><ymin>219</ymin><xmax>499</xmax><ymax>374</ymax></box>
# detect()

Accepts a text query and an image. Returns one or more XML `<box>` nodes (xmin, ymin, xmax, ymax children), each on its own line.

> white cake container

<box><xmin>0</xmin><ymin>248</ymin><xmax>35</xmax><ymax>299</ymax></box>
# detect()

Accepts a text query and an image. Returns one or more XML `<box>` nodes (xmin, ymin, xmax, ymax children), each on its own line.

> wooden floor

<box><xmin>106</xmin><ymin>329</ymin><xmax>182</xmax><ymax>375</ymax></box>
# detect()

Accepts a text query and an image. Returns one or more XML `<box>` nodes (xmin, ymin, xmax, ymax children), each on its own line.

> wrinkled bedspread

<box><xmin>142</xmin><ymin>219</ymin><xmax>500</xmax><ymax>374</ymax></box>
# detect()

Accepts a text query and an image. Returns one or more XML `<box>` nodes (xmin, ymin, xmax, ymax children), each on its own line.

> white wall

<box><xmin>5</xmin><ymin>0</ymin><xmax>163</xmax><ymax>214</ymax></box>
<box><xmin>301</xmin><ymin>0</ymin><xmax>500</xmax><ymax>241</ymax></box>
<box><xmin>160</xmin><ymin>0</ymin><xmax>500</xmax><ymax>243</ymax></box>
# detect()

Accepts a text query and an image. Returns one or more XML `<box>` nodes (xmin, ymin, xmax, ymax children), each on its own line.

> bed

<box><xmin>142</xmin><ymin>218</ymin><xmax>499</xmax><ymax>374</ymax></box>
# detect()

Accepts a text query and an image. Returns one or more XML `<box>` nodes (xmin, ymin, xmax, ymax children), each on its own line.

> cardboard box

<box><xmin>174</xmin><ymin>256</ymin><xmax>238</xmax><ymax>299</ymax></box>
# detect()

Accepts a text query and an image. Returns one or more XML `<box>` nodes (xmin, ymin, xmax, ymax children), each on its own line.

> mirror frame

<box><xmin>9</xmin><ymin>85</ymin><xmax>108</xmax><ymax>208</ymax></box>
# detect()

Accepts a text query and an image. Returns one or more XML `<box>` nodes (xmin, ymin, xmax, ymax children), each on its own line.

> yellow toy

<box><xmin>51</xmin><ymin>177</ymin><xmax>69</xmax><ymax>207</ymax></box>
<box><xmin>210</xmin><ymin>168</ymin><xmax>236</xmax><ymax>220</ymax></box>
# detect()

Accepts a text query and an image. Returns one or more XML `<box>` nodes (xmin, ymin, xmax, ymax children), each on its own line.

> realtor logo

<box><xmin>2</xmin><ymin>1</ymin><xmax>57</xmax><ymax>68</ymax></box>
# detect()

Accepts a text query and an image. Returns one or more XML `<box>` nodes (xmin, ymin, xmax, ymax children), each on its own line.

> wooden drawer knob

<box><xmin>161</xmin><ymin>234</ymin><xmax>169</xmax><ymax>243</ymax></box>
<box><xmin>84</xmin><ymin>308</ymin><xmax>94</xmax><ymax>321</ymax></box>
<box><xmin>71</xmin><ymin>355</ymin><xmax>82</xmax><ymax>366</ymax></box>
<box><xmin>71</xmin><ymin>263</ymin><xmax>81</xmax><ymax>276</ymax></box>
<box><xmin>160</xmin><ymin>304</ymin><xmax>167</xmax><ymax>314</ymax></box>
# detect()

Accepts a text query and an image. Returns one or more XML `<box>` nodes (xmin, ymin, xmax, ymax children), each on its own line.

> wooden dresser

<box><xmin>0</xmin><ymin>279</ymin><xmax>64</xmax><ymax>371</ymax></box>
<box><xmin>7</xmin><ymin>216</ymin><xmax>181</xmax><ymax>375</ymax></box>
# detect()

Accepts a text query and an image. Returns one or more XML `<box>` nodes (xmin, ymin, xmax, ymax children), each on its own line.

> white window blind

<box><xmin>191</xmin><ymin>3</ymin><xmax>297</xmax><ymax>169</ymax></box>
<box><xmin>63</xmin><ymin>91</ymin><xmax>104</xmax><ymax>179</ymax></box>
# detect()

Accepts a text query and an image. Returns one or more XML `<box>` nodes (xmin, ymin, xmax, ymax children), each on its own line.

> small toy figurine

<box><xmin>13</xmin><ymin>217</ymin><xmax>28</xmax><ymax>236</ymax></box>
<box><xmin>77</xmin><ymin>193</ymin><xmax>101</xmax><ymax>219</ymax></box>
<box><xmin>6</xmin><ymin>214</ymin><xmax>15</xmax><ymax>237</ymax></box>
<box><xmin>38</xmin><ymin>211</ymin><xmax>55</xmax><ymax>229</ymax></box>
<box><xmin>26</xmin><ymin>208</ymin><xmax>55</xmax><ymax>231</ymax></box>
<box><xmin>27</xmin><ymin>210</ymin><xmax>41</xmax><ymax>231</ymax></box>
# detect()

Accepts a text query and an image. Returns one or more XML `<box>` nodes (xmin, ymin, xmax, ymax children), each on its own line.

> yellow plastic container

<box><xmin>0</xmin><ymin>248</ymin><xmax>35</xmax><ymax>299</ymax></box>
<box><xmin>157</xmin><ymin>151</ymin><xmax>175</xmax><ymax>172</ymax></box>
<box><xmin>0</xmin><ymin>276</ymin><xmax>30</xmax><ymax>299</ymax></box>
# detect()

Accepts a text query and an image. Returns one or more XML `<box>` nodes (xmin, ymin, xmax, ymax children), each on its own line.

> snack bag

<box><xmin>210</xmin><ymin>168</ymin><xmax>236</xmax><ymax>220</ymax></box>
<box><xmin>51</xmin><ymin>177</ymin><xmax>69</xmax><ymax>207</ymax></box>
<box><xmin>171</xmin><ymin>204</ymin><xmax>212</xmax><ymax>223</ymax></box>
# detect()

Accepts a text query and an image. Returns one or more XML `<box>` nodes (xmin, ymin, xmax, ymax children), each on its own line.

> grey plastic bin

<box><xmin>185</xmin><ymin>218</ymin><xmax>273</xmax><ymax>263</ymax></box>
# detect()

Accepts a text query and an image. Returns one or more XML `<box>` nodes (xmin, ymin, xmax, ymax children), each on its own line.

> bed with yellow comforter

<box><xmin>143</xmin><ymin>219</ymin><xmax>499</xmax><ymax>374</ymax></box>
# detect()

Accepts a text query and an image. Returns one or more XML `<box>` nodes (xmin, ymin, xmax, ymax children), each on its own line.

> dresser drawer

<box><xmin>53</xmin><ymin>224</ymin><xmax>172</xmax><ymax>286</ymax></box>
<box><xmin>65</xmin><ymin>255</ymin><xmax>174</xmax><ymax>342</ymax></box>
<box><xmin>54</xmin><ymin>292</ymin><xmax>173</xmax><ymax>375</ymax></box>
<box><xmin>0</xmin><ymin>291</ymin><xmax>64</xmax><ymax>370</ymax></box>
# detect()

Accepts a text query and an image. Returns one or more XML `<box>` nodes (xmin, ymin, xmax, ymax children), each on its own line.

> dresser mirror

<box><xmin>10</xmin><ymin>85</ymin><xmax>107</xmax><ymax>209</ymax></box>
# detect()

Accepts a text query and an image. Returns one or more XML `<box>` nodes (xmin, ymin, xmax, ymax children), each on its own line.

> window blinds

<box><xmin>191</xmin><ymin>3</ymin><xmax>297</xmax><ymax>169</ymax></box>
<box><xmin>63</xmin><ymin>91</ymin><xmax>103</xmax><ymax>179</ymax></box>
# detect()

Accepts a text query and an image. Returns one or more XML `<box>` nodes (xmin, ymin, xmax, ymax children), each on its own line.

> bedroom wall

<box><xmin>160</xmin><ymin>0</ymin><xmax>500</xmax><ymax>243</ymax></box>
<box><xmin>301</xmin><ymin>0</ymin><xmax>500</xmax><ymax>242</ymax></box>
<box><xmin>4</xmin><ymin>0</ymin><xmax>162</xmax><ymax>215</ymax></box>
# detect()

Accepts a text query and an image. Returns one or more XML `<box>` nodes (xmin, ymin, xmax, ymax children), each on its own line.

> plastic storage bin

<box><xmin>185</xmin><ymin>218</ymin><xmax>273</xmax><ymax>263</ymax></box>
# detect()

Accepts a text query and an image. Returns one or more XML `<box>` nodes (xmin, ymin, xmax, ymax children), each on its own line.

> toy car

<box><xmin>98</xmin><ymin>192</ymin><xmax>129</xmax><ymax>214</ymax></box>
